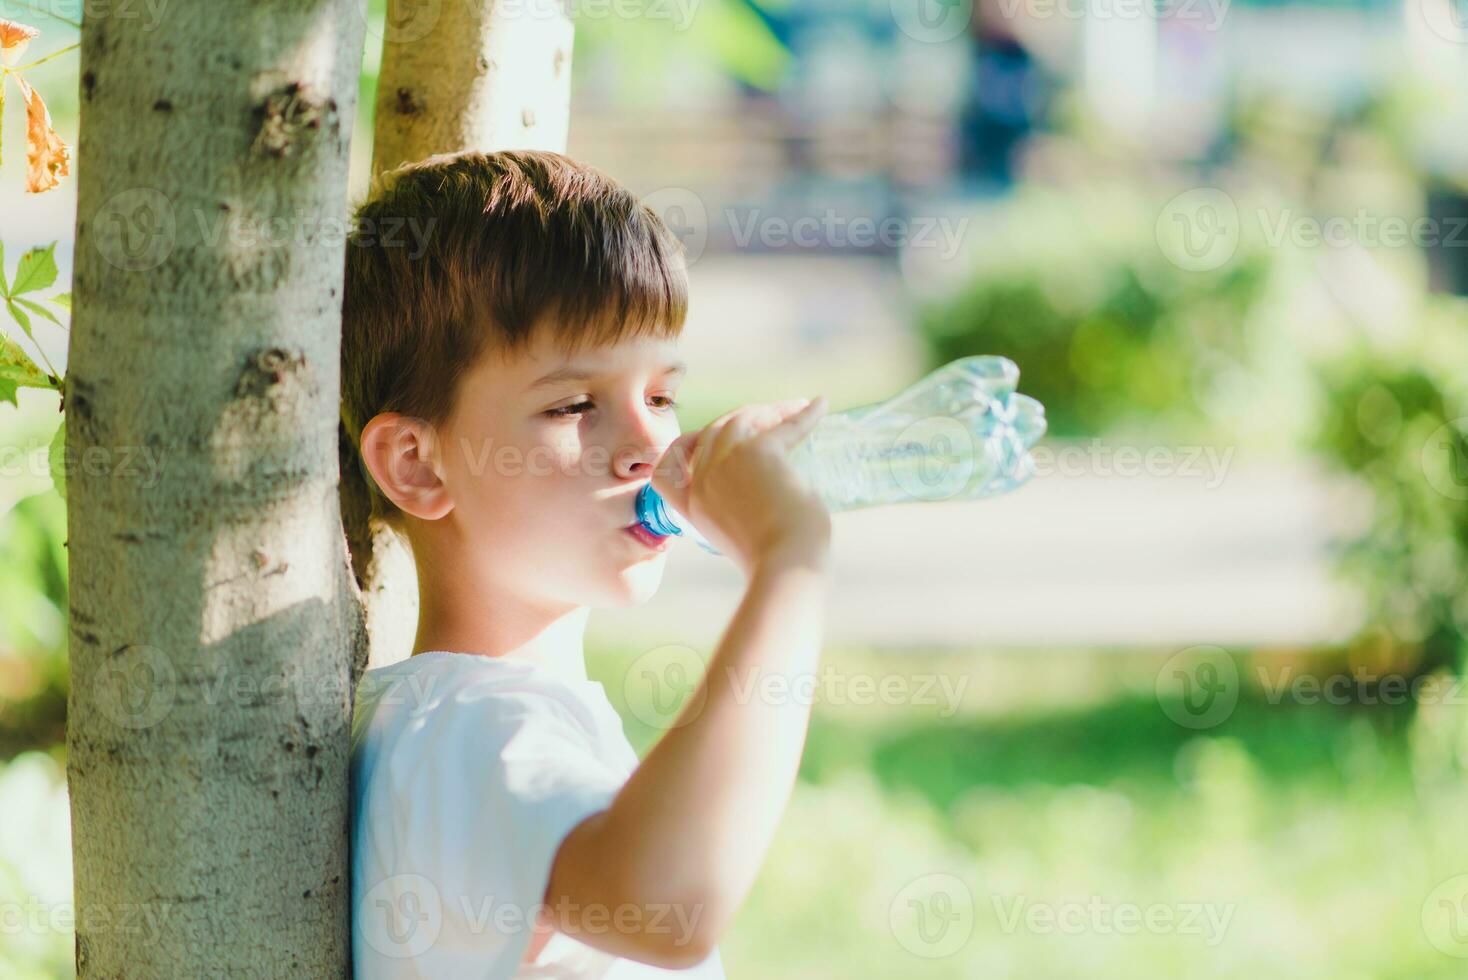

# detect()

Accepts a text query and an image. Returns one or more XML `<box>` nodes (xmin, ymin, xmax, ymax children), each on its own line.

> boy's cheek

<box><xmin>467</xmin><ymin>477</ymin><xmax>584</xmax><ymax>533</ymax></box>
<box><xmin>468</xmin><ymin>440</ymin><xmax>594</xmax><ymax>481</ymax></box>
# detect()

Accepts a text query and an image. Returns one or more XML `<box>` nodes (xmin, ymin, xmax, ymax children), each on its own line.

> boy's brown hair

<box><xmin>340</xmin><ymin>149</ymin><xmax>689</xmax><ymax>532</ymax></box>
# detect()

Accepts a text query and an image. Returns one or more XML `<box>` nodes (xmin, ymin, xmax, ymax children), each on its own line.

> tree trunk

<box><xmin>65</xmin><ymin>1</ymin><xmax>366</xmax><ymax>974</ymax></box>
<box><xmin>346</xmin><ymin>0</ymin><xmax>576</xmax><ymax>671</ymax></box>
<box><xmin>370</xmin><ymin>0</ymin><xmax>575</xmax><ymax>177</ymax></box>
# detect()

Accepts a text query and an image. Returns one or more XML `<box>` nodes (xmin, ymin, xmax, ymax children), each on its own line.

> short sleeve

<box><xmin>354</xmin><ymin>675</ymin><xmax>628</xmax><ymax>979</ymax></box>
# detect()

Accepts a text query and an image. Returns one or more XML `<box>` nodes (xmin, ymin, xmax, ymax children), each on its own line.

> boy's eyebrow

<box><xmin>524</xmin><ymin>359</ymin><xmax>688</xmax><ymax>392</ymax></box>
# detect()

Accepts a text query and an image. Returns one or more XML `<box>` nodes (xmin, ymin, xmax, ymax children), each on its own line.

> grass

<box><xmin>585</xmin><ymin>643</ymin><xmax>1468</xmax><ymax>980</ymax></box>
<box><xmin>2</xmin><ymin>645</ymin><xmax>1465</xmax><ymax>977</ymax></box>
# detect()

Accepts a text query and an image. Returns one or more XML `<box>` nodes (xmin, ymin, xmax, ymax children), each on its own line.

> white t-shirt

<box><xmin>350</xmin><ymin>650</ymin><xmax>727</xmax><ymax>980</ymax></box>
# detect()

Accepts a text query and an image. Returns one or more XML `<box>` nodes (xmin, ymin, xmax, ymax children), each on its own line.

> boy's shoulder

<box><xmin>355</xmin><ymin>651</ymin><xmax>600</xmax><ymax>715</ymax></box>
<box><xmin>350</xmin><ymin>652</ymin><xmax>635</xmax><ymax>771</ymax></box>
<box><xmin>355</xmin><ymin>650</ymin><xmax>538</xmax><ymax>707</ymax></box>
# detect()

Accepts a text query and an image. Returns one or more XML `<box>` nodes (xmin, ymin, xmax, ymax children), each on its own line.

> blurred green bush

<box><xmin>1309</xmin><ymin>308</ymin><xmax>1468</xmax><ymax>676</ymax></box>
<box><xmin>917</xmin><ymin>185</ymin><xmax>1272</xmax><ymax>441</ymax></box>
<box><xmin>916</xmin><ymin>177</ymin><xmax>1468</xmax><ymax>677</ymax></box>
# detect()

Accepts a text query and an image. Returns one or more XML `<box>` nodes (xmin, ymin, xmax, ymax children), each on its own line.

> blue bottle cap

<box><xmin>635</xmin><ymin>483</ymin><xmax>682</xmax><ymax>537</ymax></box>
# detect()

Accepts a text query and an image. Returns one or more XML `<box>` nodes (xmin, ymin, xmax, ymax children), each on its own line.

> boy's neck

<box><xmin>408</xmin><ymin>542</ymin><xmax>592</xmax><ymax>685</ymax></box>
<box><xmin>411</xmin><ymin>599</ymin><xmax>592</xmax><ymax>685</ymax></box>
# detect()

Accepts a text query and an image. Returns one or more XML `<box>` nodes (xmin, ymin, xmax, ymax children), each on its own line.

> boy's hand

<box><xmin>651</xmin><ymin>396</ymin><xmax>830</xmax><ymax>576</ymax></box>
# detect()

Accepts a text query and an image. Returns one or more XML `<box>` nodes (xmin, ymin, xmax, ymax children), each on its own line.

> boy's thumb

<box><xmin>651</xmin><ymin>429</ymin><xmax>702</xmax><ymax>503</ymax></box>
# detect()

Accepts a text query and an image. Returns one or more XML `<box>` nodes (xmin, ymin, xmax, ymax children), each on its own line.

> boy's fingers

<box><xmin>765</xmin><ymin>395</ymin><xmax>826</xmax><ymax>450</ymax></box>
<box><xmin>730</xmin><ymin>402</ymin><xmax>809</xmax><ymax>448</ymax></box>
<box><xmin>705</xmin><ymin>411</ymin><xmax>759</xmax><ymax>464</ymax></box>
<box><xmin>765</xmin><ymin>397</ymin><xmax>812</xmax><ymax>421</ymax></box>
<box><xmin>666</xmin><ymin>398</ymin><xmax>826</xmax><ymax>489</ymax></box>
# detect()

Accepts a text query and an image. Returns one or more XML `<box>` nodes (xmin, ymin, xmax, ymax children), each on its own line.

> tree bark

<box><xmin>346</xmin><ymin>0</ymin><xmax>576</xmax><ymax>671</ymax></box>
<box><xmin>370</xmin><ymin>0</ymin><xmax>575</xmax><ymax>177</ymax></box>
<box><xmin>65</xmin><ymin>1</ymin><xmax>365</xmax><ymax>974</ymax></box>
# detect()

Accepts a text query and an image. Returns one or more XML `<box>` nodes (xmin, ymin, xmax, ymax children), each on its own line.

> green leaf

<box><xmin>11</xmin><ymin>244</ymin><xmax>59</xmax><ymax>296</ymax></box>
<box><xmin>6</xmin><ymin>299</ymin><xmax>35</xmax><ymax>340</ymax></box>
<box><xmin>50</xmin><ymin>292</ymin><xmax>71</xmax><ymax>311</ymax></box>
<box><xmin>15</xmin><ymin>297</ymin><xmax>61</xmax><ymax>327</ymax></box>
<box><xmin>0</xmin><ymin>377</ymin><xmax>16</xmax><ymax>407</ymax></box>
<box><xmin>48</xmin><ymin>419</ymin><xmax>66</xmax><ymax>499</ymax></box>
<box><xmin>0</xmin><ymin>239</ymin><xmax>7</xmax><ymax>296</ymax></box>
<box><xmin>0</xmin><ymin>335</ymin><xmax>54</xmax><ymax>391</ymax></box>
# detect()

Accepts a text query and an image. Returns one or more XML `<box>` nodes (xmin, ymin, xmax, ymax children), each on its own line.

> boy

<box><xmin>343</xmin><ymin>149</ymin><xmax>832</xmax><ymax>978</ymax></box>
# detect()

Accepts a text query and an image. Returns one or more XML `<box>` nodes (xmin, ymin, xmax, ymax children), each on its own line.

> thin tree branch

<box><xmin>5</xmin><ymin>41</ymin><xmax>81</xmax><ymax>71</ymax></box>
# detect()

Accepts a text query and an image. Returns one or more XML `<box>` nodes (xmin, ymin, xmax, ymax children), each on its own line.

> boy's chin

<box><xmin>595</xmin><ymin>559</ymin><xmax>667</xmax><ymax>608</ymax></box>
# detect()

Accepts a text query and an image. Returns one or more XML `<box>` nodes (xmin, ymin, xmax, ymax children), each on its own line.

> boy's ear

<box><xmin>359</xmin><ymin>412</ymin><xmax>454</xmax><ymax>521</ymax></box>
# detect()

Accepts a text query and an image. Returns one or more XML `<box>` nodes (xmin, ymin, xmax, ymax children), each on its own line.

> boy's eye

<box><xmin>542</xmin><ymin>395</ymin><xmax>680</xmax><ymax>419</ymax></box>
<box><xmin>544</xmin><ymin>400</ymin><xmax>595</xmax><ymax>418</ymax></box>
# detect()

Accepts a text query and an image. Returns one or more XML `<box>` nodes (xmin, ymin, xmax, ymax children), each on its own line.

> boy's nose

<box><xmin>612</xmin><ymin>438</ymin><xmax>665</xmax><ymax>480</ymax></box>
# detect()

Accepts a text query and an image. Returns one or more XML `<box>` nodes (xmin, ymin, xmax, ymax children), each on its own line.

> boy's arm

<box><xmin>542</xmin><ymin>530</ymin><xmax>830</xmax><ymax>968</ymax></box>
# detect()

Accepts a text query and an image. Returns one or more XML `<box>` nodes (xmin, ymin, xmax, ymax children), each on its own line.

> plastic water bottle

<box><xmin>634</xmin><ymin>355</ymin><xmax>1047</xmax><ymax>556</ymax></box>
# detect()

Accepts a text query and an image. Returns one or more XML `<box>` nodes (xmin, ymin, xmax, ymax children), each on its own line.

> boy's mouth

<box><xmin>624</xmin><ymin>522</ymin><xmax>671</xmax><ymax>552</ymax></box>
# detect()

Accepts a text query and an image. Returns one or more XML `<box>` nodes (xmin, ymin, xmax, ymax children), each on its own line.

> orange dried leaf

<box><xmin>0</xmin><ymin>18</ymin><xmax>40</xmax><ymax>68</ymax></box>
<box><xmin>14</xmin><ymin>76</ymin><xmax>70</xmax><ymax>194</ymax></box>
